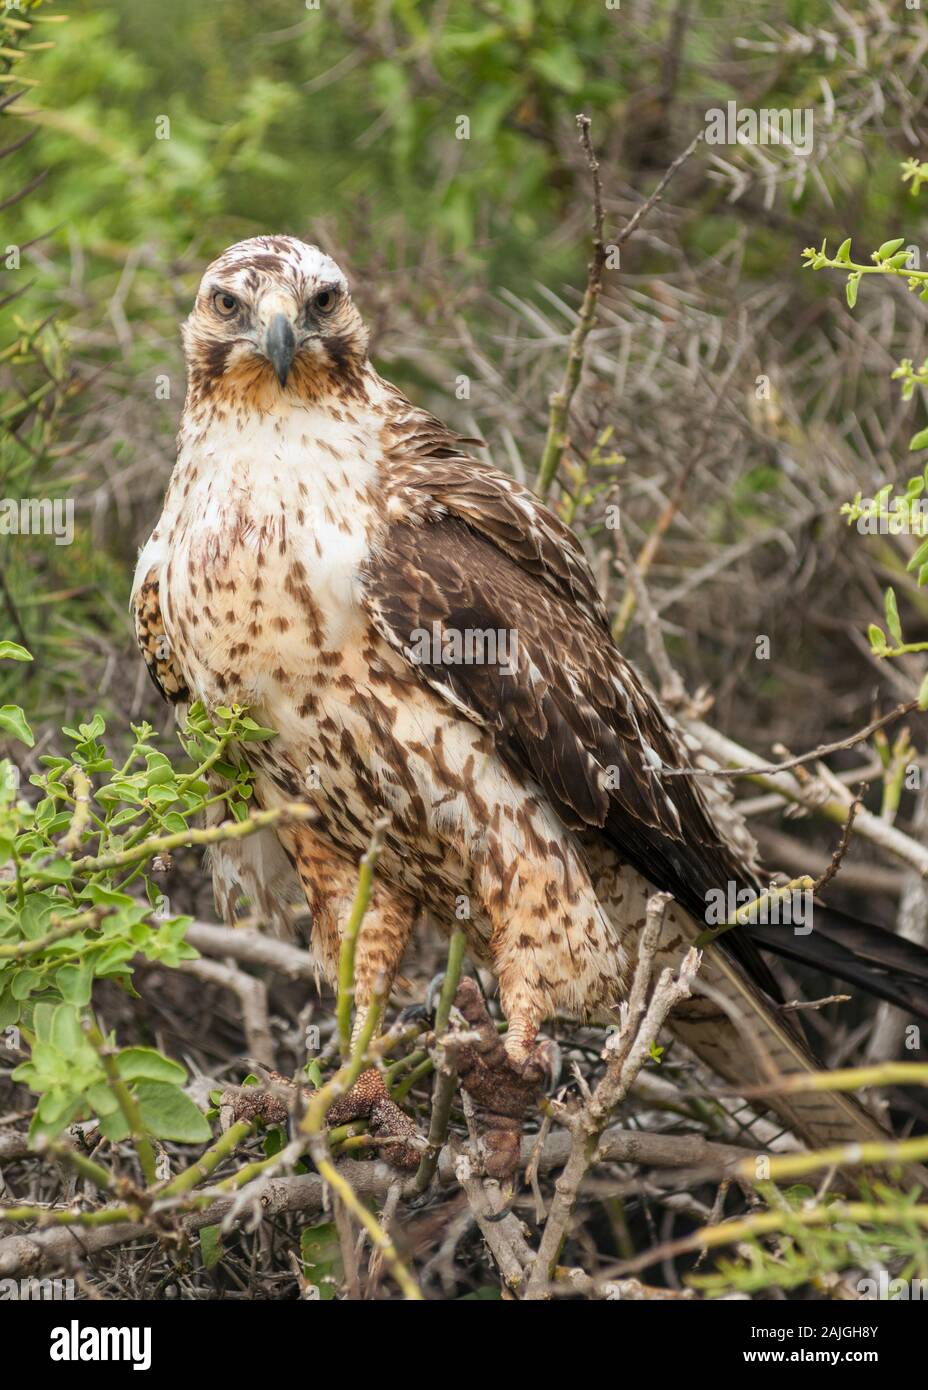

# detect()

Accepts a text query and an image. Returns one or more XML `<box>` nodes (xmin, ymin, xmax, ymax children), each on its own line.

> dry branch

<box><xmin>182</xmin><ymin>922</ymin><xmax>319</xmax><ymax>981</ymax></box>
<box><xmin>0</xmin><ymin>1121</ymin><xmax>755</xmax><ymax>1280</ymax></box>
<box><xmin>688</xmin><ymin>719</ymin><xmax>928</xmax><ymax>879</ymax></box>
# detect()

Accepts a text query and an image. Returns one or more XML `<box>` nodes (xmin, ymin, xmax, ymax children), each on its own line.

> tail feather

<box><xmin>593</xmin><ymin>862</ymin><xmax>926</xmax><ymax>1180</ymax></box>
<box><xmin>675</xmin><ymin>954</ymin><xmax>886</xmax><ymax>1146</ymax></box>
<box><xmin>653</xmin><ymin>905</ymin><xmax>928</xmax><ymax>1188</ymax></box>
<box><xmin>745</xmin><ymin>904</ymin><xmax>928</xmax><ymax>1022</ymax></box>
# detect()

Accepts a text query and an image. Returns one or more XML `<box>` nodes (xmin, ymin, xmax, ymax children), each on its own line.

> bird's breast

<box><xmin>159</xmin><ymin>404</ymin><xmax>384</xmax><ymax>709</ymax></box>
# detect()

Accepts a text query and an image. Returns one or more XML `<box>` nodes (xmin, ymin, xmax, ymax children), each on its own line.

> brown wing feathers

<box><xmin>365</xmin><ymin>508</ymin><xmax>755</xmax><ymax>928</ymax></box>
<box><xmin>133</xmin><ymin>571</ymin><xmax>189</xmax><ymax>705</ymax></box>
<box><xmin>368</xmin><ymin>420</ymin><xmax>928</xmax><ymax>1021</ymax></box>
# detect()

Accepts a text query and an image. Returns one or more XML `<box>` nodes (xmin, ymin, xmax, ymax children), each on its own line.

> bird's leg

<box><xmin>287</xmin><ymin>826</ymin><xmax>421</xmax><ymax>1168</ymax></box>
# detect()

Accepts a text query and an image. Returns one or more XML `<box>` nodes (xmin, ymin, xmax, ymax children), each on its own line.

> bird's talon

<box><xmin>452</xmin><ymin>978</ymin><xmax>547</xmax><ymax>1184</ymax></box>
<box><xmin>396</xmin><ymin>1001</ymin><xmax>432</xmax><ymax>1025</ymax></box>
<box><xmin>325</xmin><ymin>1067</ymin><xmax>420</xmax><ymax>1171</ymax></box>
<box><xmin>425</xmin><ymin>970</ymin><xmax>447</xmax><ymax>1016</ymax></box>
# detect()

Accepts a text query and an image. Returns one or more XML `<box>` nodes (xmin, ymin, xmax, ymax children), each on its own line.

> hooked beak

<box><xmin>263</xmin><ymin>313</ymin><xmax>296</xmax><ymax>387</ymax></box>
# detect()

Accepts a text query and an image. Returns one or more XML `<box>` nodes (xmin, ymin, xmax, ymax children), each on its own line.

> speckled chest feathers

<box><xmin>161</xmin><ymin>386</ymin><xmax>383</xmax><ymax>705</ymax></box>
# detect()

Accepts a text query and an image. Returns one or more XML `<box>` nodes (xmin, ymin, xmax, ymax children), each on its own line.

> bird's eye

<box><xmin>313</xmin><ymin>286</ymin><xmax>338</xmax><ymax>315</ymax></box>
<box><xmin>212</xmin><ymin>290</ymin><xmax>239</xmax><ymax>318</ymax></box>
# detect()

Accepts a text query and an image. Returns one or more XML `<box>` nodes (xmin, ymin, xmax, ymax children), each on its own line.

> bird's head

<box><xmin>182</xmin><ymin>236</ymin><xmax>369</xmax><ymax>408</ymax></box>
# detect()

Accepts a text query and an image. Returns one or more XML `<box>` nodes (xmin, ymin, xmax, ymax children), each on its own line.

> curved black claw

<box><xmin>534</xmin><ymin>1038</ymin><xmax>563</xmax><ymax>1093</ymax></box>
<box><xmin>397</xmin><ymin>1001</ymin><xmax>433</xmax><ymax>1026</ymax></box>
<box><xmin>425</xmin><ymin>970</ymin><xmax>447</xmax><ymax>1015</ymax></box>
<box><xmin>398</xmin><ymin>970</ymin><xmax>447</xmax><ymax>1028</ymax></box>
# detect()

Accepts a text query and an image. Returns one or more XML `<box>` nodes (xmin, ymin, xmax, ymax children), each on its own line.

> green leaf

<box><xmin>83</xmin><ymin>884</ymin><xmax>135</xmax><ymax>909</ymax></box>
<box><xmin>145</xmin><ymin>755</ymin><xmax>175</xmax><ymax>786</ymax></box>
<box><xmin>55</xmin><ymin>962</ymin><xmax>94</xmax><ymax>1007</ymax></box>
<box><xmin>528</xmin><ymin>44</ymin><xmax>584</xmax><ymax>93</ymax></box>
<box><xmin>906</xmin><ymin>539</ymin><xmax>928</xmax><ymax>573</ymax></box>
<box><xmin>868</xmin><ymin>624</ymin><xmax>887</xmax><ymax>653</ymax></box>
<box><xmin>85</xmin><ymin>1083</ymin><xmax>120</xmax><ymax>1119</ymax></box>
<box><xmin>11</xmin><ymin>969</ymin><xmax>40</xmax><ymax>1001</ymax></box>
<box><xmin>238</xmin><ymin>720</ymin><xmax>278</xmax><ymax>743</ymax></box>
<box><xmin>919</xmin><ymin>672</ymin><xmax>928</xmax><ymax>711</ymax></box>
<box><xmin>835</xmin><ymin>238</ymin><xmax>852</xmax><ymax>265</ymax></box>
<box><xmin>32</xmin><ymin>1001</ymin><xmax>57</xmax><ymax>1043</ymax></box>
<box><xmin>0</xmin><ymin>642</ymin><xmax>32</xmax><ymax>662</ymax></box>
<box><xmin>300</xmin><ymin>1222</ymin><xmax>343</xmax><ymax>1300</ymax></box>
<box><xmin>49</xmin><ymin>1004</ymin><xmax>84</xmax><ymax>1054</ymax></box>
<box><xmin>0</xmin><ymin>705</ymin><xmax>34</xmax><ymax>748</ymax></box>
<box><xmin>134</xmin><ymin>1081</ymin><xmax>211</xmax><ymax>1142</ymax></box>
<box><xmin>263</xmin><ymin>1126</ymin><xmax>285</xmax><ymax>1158</ymax></box>
<box><xmin>116</xmin><ymin>1047</ymin><xmax>187</xmax><ymax>1085</ymax></box>
<box><xmin>439</xmin><ymin>21</ymin><xmax>504</xmax><ymax>54</ymax></box>
<box><xmin>199</xmin><ymin>1224</ymin><xmax>223</xmax><ymax>1270</ymax></box>
<box><xmin>31</xmin><ymin>857</ymin><xmax>73</xmax><ymax>884</ymax></box>
<box><xmin>884</xmin><ymin>587</ymin><xmax>902</xmax><ymax>644</ymax></box>
<box><xmin>0</xmin><ymin>989</ymin><xmax>18</xmax><ymax>1032</ymax></box>
<box><xmin>910</xmin><ymin>426</ymin><xmax>928</xmax><ymax>452</ymax></box>
<box><xmin>846</xmin><ymin>274</ymin><xmax>860</xmax><ymax>309</ymax></box>
<box><xmin>876</xmin><ymin>237</ymin><xmax>905</xmax><ymax>261</ymax></box>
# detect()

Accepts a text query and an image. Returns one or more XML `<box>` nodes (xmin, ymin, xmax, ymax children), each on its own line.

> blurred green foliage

<box><xmin>3</xmin><ymin>0</ymin><xmax>928</xmax><ymax>721</ymax></box>
<box><xmin>11</xmin><ymin>0</ymin><xmax>926</xmax><ymax>298</ymax></box>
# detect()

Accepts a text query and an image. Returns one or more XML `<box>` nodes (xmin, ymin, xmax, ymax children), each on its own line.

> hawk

<box><xmin>133</xmin><ymin>236</ymin><xmax>928</xmax><ymax>1172</ymax></box>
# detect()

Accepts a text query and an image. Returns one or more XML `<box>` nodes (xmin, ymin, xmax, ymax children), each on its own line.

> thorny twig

<box><xmin>666</xmin><ymin>700</ymin><xmax>919</xmax><ymax>780</ymax></box>
<box><xmin>812</xmin><ymin>782</ymin><xmax>868</xmax><ymax>896</ymax></box>
<box><xmin>0</xmin><ymin>1123</ymin><xmax>760</xmax><ymax>1279</ymax></box>
<box><xmin>536</xmin><ymin>121</ymin><xmax>702</xmax><ymax>501</ymax></box>
<box><xmin>535</xmin><ymin>114</ymin><xmax>606</xmax><ymax>500</ymax></box>
<box><xmin>687</xmin><ymin>719</ymin><xmax>928</xmax><ymax>881</ymax></box>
